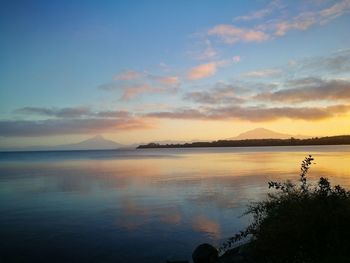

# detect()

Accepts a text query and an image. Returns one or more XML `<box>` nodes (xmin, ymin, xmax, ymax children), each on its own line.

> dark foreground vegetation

<box><xmin>138</xmin><ymin>135</ymin><xmax>350</xmax><ymax>149</ymax></box>
<box><xmin>191</xmin><ymin>156</ymin><xmax>350</xmax><ymax>263</ymax></box>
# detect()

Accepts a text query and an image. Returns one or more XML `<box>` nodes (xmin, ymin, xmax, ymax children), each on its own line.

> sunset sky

<box><xmin>1</xmin><ymin>0</ymin><xmax>350</xmax><ymax>148</ymax></box>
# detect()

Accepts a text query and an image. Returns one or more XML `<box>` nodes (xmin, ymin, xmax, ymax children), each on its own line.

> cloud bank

<box><xmin>0</xmin><ymin>118</ymin><xmax>154</xmax><ymax>137</ymax></box>
<box><xmin>207</xmin><ymin>0</ymin><xmax>350</xmax><ymax>45</ymax></box>
<box><xmin>256</xmin><ymin>78</ymin><xmax>350</xmax><ymax>102</ymax></box>
<box><xmin>100</xmin><ymin>70</ymin><xmax>180</xmax><ymax>100</ymax></box>
<box><xmin>147</xmin><ymin>104</ymin><xmax>350</xmax><ymax>122</ymax></box>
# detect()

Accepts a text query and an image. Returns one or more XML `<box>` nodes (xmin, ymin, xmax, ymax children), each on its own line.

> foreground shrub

<box><xmin>221</xmin><ymin>155</ymin><xmax>350</xmax><ymax>263</ymax></box>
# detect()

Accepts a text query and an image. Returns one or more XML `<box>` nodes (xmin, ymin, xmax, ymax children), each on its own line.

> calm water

<box><xmin>1</xmin><ymin>146</ymin><xmax>350</xmax><ymax>263</ymax></box>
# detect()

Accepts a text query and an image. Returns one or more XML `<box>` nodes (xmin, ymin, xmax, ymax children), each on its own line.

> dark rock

<box><xmin>192</xmin><ymin>243</ymin><xmax>218</xmax><ymax>263</ymax></box>
<box><xmin>217</xmin><ymin>243</ymin><xmax>255</xmax><ymax>263</ymax></box>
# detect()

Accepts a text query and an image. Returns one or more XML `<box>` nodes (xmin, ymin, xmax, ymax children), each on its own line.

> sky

<box><xmin>1</xmin><ymin>0</ymin><xmax>350</xmax><ymax>148</ymax></box>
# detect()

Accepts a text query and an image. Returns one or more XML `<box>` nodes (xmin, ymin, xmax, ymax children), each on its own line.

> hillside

<box><xmin>229</xmin><ymin>128</ymin><xmax>308</xmax><ymax>140</ymax></box>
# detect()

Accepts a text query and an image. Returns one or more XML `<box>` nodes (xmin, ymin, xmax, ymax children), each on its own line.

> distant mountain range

<box><xmin>0</xmin><ymin>128</ymin><xmax>310</xmax><ymax>152</ymax></box>
<box><xmin>228</xmin><ymin>128</ymin><xmax>309</xmax><ymax>140</ymax></box>
<box><xmin>52</xmin><ymin>135</ymin><xmax>124</xmax><ymax>150</ymax></box>
<box><xmin>1</xmin><ymin>135</ymin><xmax>123</xmax><ymax>152</ymax></box>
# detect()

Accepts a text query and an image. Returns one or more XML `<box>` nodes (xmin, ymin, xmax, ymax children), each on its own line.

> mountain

<box><xmin>52</xmin><ymin>135</ymin><xmax>123</xmax><ymax>150</ymax></box>
<box><xmin>1</xmin><ymin>135</ymin><xmax>123</xmax><ymax>152</ymax></box>
<box><xmin>228</xmin><ymin>128</ymin><xmax>308</xmax><ymax>140</ymax></box>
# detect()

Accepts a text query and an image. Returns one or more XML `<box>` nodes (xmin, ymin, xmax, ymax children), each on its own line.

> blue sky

<box><xmin>1</xmin><ymin>0</ymin><xmax>350</xmax><ymax>147</ymax></box>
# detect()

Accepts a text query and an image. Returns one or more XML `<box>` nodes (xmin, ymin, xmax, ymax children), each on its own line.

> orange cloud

<box><xmin>187</xmin><ymin>62</ymin><xmax>217</xmax><ymax>80</ymax></box>
<box><xmin>121</xmin><ymin>84</ymin><xmax>178</xmax><ymax>101</ymax></box>
<box><xmin>154</xmin><ymin>76</ymin><xmax>180</xmax><ymax>86</ymax></box>
<box><xmin>208</xmin><ymin>24</ymin><xmax>269</xmax><ymax>45</ymax></box>
<box><xmin>273</xmin><ymin>16</ymin><xmax>316</xmax><ymax>36</ymax></box>
<box><xmin>121</xmin><ymin>84</ymin><xmax>152</xmax><ymax>101</ymax></box>
<box><xmin>104</xmin><ymin>70</ymin><xmax>180</xmax><ymax>100</ymax></box>
<box><xmin>113</xmin><ymin>70</ymin><xmax>141</xmax><ymax>81</ymax></box>
<box><xmin>114</xmin><ymin>117</ymin><xmax>156</xmax><ymax>130</ymax></box>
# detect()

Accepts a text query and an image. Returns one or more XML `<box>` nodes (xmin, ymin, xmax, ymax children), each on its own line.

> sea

<box><xmin>1</xmin><ymin>146</ymin><xmax>350</xmax><ymax>263</ymax></box>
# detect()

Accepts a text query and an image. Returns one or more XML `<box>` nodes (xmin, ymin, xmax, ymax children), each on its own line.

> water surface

<box><xmin>1</xmin><ymin>146</ymin><xmax>350</xmax><ymax>262</ymax></box>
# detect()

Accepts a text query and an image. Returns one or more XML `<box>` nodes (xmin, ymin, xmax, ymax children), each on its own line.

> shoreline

<box><xmin>137</xmin><ymin>135</ymin><xmax>350</xmax><ymax>149</ymax></box>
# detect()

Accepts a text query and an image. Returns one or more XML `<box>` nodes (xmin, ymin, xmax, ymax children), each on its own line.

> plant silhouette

<box><xmin>220</xmin><ymin>155</ymin><xmax>350</xmax><ymax>263</ymax></box>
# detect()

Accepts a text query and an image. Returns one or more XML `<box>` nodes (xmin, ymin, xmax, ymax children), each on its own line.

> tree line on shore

<box><xmin>138</xmin><ymin>135</ymin><xmax>350</xmax><ymax>149</ymax></box>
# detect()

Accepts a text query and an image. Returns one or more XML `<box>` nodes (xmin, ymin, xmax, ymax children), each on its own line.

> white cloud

<box><xmin>241</xmin><ymin>69</ymin><xmax>282</xmax><ymax>78</ymax></box>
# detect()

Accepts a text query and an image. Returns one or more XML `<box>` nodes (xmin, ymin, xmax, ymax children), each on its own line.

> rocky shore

<box><xmin>167</xmin><ymin>242</ymin><xmax>254</xmax><ymax>263</ymax></box>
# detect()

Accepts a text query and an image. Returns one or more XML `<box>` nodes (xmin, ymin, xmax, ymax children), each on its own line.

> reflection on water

<box><xmin>191</xmin><ymin>215</ymin><xmax>221</xmax><ymax>239</ymax></box>
<box><xmin>1</xmin><ymin>146</ymin><xmax>350</xmax><ymax>262</ymax></box>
